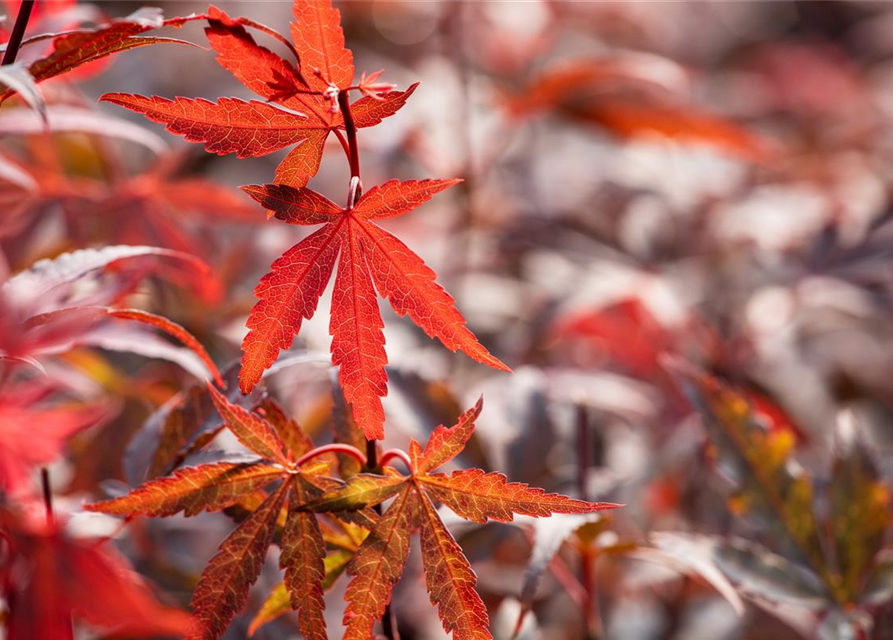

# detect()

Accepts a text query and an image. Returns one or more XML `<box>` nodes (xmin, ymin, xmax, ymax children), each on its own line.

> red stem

<box><xmin>294</xmin><ymin>443</ymin><xmax>367</xmax><ymax>469</ymax></box>
<box><xmin>379</xmin><ymin>449</ymin><xmax>412</xmax><ymax>473</ymax></box>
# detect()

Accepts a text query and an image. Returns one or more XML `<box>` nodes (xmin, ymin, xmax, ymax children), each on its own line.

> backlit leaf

<box><xmin>241</xmin><ymin>182</ymin><xmax>506</xmax><ymax>439</ymax></box>
<box><xmin>300</xmin><ymin>473</ymin><xmax>407</xmax><ymax>513</ymax></box>
<box><xmin>208</xmin><ymin>385</ymin><xmax>290</xmax><ymax>465</ymax></box>
<box><xmin>342</xmin><ymin>485</ymin><xmax>416</xmax><ymax>640</ymax></box>
<box><xmin>417</xmin><ymin>489</ymin><xmax>491</xmax><ymax>640</ymax></box>
<box><xmin>86</xmin><ymin>462</ymin><xmax>283</xmax><ymax>517</ymax></box>
<box><xmin>419</xmin><ymin>468</ymin><xmax>619</xmax><ymax>524</ymax></box>
<box><xmin>281</xmin><ymin>479</ymin><xmax>327</xmax><ymax>640</ymax></box>
<box><xmin>189</xmin><ymin>482</ymin><xmax>288</xmax><ymax>640</ymax></box>
<box><xmin>290</xmin><ymin>0</ymin><xmax>354</xmax><ymax>92</ymax></box>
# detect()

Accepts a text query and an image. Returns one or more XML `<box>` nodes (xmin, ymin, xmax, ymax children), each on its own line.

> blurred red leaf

<box><xmin>0</xmin><ymin>382</ymin><xmax>108</xmax><ymax>495</ymax></box>
<box><xmin>1</xmin><ymin>508</ymin><xmax>191</xmax><ymax>639</ymax></box>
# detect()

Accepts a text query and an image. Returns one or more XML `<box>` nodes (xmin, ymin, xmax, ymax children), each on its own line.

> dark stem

<box><xmin>575</xmin><ymin>402</ymin><xmax>601</xmax><ymax>639</ymax></box>
<box><xmin>2</xmin><ymin>0</ymin><xmax>35</xmax><ymax>66</ymax></box>
<box><xmin>40</xmin><ymin>467</ymin><xmax>53</xmax><ymax>526</ymax></box>
<box><xmin>338</xmin><ymin>90</ymin><xmax>361</xmax><ymax>193</ymax></box>
<box><xmin>576</xmin><ymin>401</ymin><xmax>590</xmax><ymax>503</ymax></box>
<box><xmin>364</xmin><ymin>438</ymin><xmax>399</xmax><ymax>639</ymax></box>
<box><xmin>365</xmin><ymin>438</ymin><xmax>378</xmax><ymax>472</ymax></box>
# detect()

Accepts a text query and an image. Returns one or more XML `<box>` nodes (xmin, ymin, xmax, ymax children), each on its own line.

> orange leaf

<box><xmin>189</xmin><ymin>482</ymin><xmax>289</xmax><ymax>640</ymax></box>
<box><xmin>290</xmin><ymin>0</ymin><xmax>354</xmax><ymax>92</ymax></box>
<box><xmin>240</xmin><ymin>221</ymin><xmax>344</xmax><ymax>393</ymax></box>
<box><xmin>208</xmin><ymin>385</ymin><xmax>290</xmax><ymax>465</ymax></box>
<box><xmin>281</xmin><ymin>478</ymin><xmax>328</xmax><ymax>640</ymax></box>
<box><xmin>353</xmin><ymin>179</ymin><xmax>461</xmax><ymax>220</ymax></box>
<box><xmin>255</xmin><ymin>397</ymin><xmax>314</xmax><ymax>459</ymax></box>
<box><xmin>100</xmin><ymin>94</ymin><xmax>312</xmax><ymax>158</ymax></box>
<box><xmin>240</xmin><ymin>183</ymin><xmax>506</xmax><ymax>438</ymax></box>
<box><xmin>242</xmin><ymin>183</ymin><xmax>341</xmax><ymax>224</ymax></box>
<box><xmin>413</xmin><ymin>398</ymin><xmax>483</xmax><ymax>475</ymax></box>
<box><xmin>342</xmin><ymin>485</ymin><xmax>416</xmax><ymax>640</ymax></box>
<box><xmin>351</xmin><ymin>83</ymin><xmax>419</xmax><ymax>128</ymax></box>
<box><xmin>86</xmin><ymin>462</ymin><xmax>284</xmax><ymax>517</ymax></box>
<box><xmin>205</xmin><ymin>6</ymin><xmax>304</xmax><ymax>104</ymax></box>
<box><xmin>420</xmin><ymin>468</ymin><xmax>621</xmax><ymax>524</ymax></box>
<box><xmin>417</xmin><ymin>490</ymin><xmax>491</xmax><ymax>640</ymax></box>
<box><xmin>331</xmin><ymin>215</ymin><xmax>389</xmax><ymax>439</ymax></box>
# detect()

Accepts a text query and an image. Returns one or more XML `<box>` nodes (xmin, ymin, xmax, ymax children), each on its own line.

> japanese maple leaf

<box><xmin>101</xmin><ymin>2</ymin><xmax>417</xmax><ymax>188</ymax></box>
<box><xmin>87</xmin><ymin>386</ymin><xmax>374</xmax><ymax>640</ymax></box>
<box><xmin>0</xmin><ymin>8</ymin><xmax>200</xmax><ymax>103</ymax></box>
<box><xmin>298</xmin><ymin>399</ymin><xmax>621</xmax><ymax>640</ymax></box>
<box><xmin>0</xmin><ymin>379</ymin><xmax>108</xmax><ymax>496</ymax></box>
<box><xmin>0</xmin><ymin>506</ymin><xmax>191</xmax><ymax>640</ymax></box>
<box><xmin>240</xmin><ymin>180</ymin><xmax>510</xmax><ymax>439</ymax></box>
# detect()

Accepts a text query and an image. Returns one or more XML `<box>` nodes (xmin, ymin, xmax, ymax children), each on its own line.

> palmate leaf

<box><xmin>290</xmin><ymin>0</ymin><xmax>354</xmax><ymax>92</ymax></box>
<box><xmin>207</xmin><ymin>385</ymin><xmax>290</xmax><ymax>465</ymax></box>
<box><xmin>240</xmin><ymin>181</ymin><xmax>509</xmax><ymax>439</ymax></box>
<box><xmin>88</xmin><ymin>391</ymin><xmax>331</xmax><ymax>640</ymax></box>
<box><xmin>102</xmin><ymin>3</ymin><xmax>415</xmax><ymax>188</ymax></box>
<box><xmin>88</xmin><ymin>462</ymin><xmax>284</xmax><ymax>517</ymax></box>
<box><xmin>303</xmin><ymin>400</ymin><xmax>620</xmax><ymax>640</ymax></box>
<box><xmin>419</xmin><ymin>468</ymin><xmax>612</xmax><ymax>524</ymax></box>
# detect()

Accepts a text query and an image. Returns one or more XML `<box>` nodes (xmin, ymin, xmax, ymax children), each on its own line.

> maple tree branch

<box><xmin>1</xmin><ymin>0</ymin><xmax>34</xmax><ymax>65</ymax></box>
<box><xmin>294</xmin><ymin>443</ymin><xmax>367</xmax><ymax>469</ymax></box>
<box><xmin>365</xmin><ymin>438</ymin><xmax>378</xmax><ymax>471</ymax></box>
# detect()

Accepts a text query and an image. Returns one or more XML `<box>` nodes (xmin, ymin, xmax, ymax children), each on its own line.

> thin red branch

<box><xmin>294</xmin><ymin>443</ymin><xmax>367</xmax><ymax>469</ymax></box>
<box><xmin>379</xmin><ymin>449</ymin><xmax>412</xmax><ymax>473</ymax></box>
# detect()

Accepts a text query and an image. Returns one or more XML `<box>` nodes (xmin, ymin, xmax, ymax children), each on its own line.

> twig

<box><xmin>365</xmin><ymin>438</ymin><xmax>400</xmax><ymax>639</ymax></box>
<box><xmin>40</xmin><ymin>467</ymin><xmax>53</xmax><ymax>527</ymax></box>
<box><xmin>2</xmin><ymin>0</ymin><xmax>35</xmax><ymax>66</ymax></box>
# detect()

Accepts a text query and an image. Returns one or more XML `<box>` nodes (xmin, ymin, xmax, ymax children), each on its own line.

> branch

<box><xmin>2</xmin><ymin>0</ymin><xmax>35</xmax><ymax>66</ymax></box>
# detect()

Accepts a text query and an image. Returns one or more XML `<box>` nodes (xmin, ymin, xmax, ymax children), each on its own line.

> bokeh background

<box><xmin>7</xmin><ymin>1</ymin><xmax>893</xmax><ymax>639</ymax></box>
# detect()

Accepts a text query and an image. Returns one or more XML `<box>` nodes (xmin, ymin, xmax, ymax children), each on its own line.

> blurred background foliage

<box><xmin>7</xmin><ymin>1</ymin><xmax>893</xmax><ymax>639</ymax></box>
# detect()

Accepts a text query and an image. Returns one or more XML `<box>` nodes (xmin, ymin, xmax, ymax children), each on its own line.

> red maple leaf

<box><xmin>0</xmin><ymin>379</ymin><xmax>108</xmax><ymax>496</ymax></box>
<box><xmin>101</xmin><ymin>2</ymin><xmax>416</xmax><ymax>188</ymax></box>
<box><xmin>89</xmin><ymin>395</ymin><xmax>618</xmax><ymax>640</ymax></box>
<box><xmin>240</xmin><ymin>180</ymin><xmax>510</xmax><ymax>439</ymax></box>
